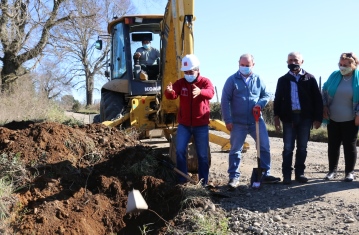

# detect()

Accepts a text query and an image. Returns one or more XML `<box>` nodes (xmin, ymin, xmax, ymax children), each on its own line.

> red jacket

<box><xmin>165</xmin><ymin>74</ymin><xmax>214</xmax><ymax>126</ymax></box>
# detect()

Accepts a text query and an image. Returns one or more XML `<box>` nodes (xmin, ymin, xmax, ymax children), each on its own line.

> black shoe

<box><xmin>295</xmin><ymin>175</ymin><xmax>308</xmax><ymax>183</ymax></box>
<box><xmin>283</xmin><ymin>176</ymin><xmax>292</xmax><ymax>185</ymax></box>
<box><xmin>203</xmin><ymin>182</ymin><xmax>215</xmax><ymax>189</ymax></box>
<box><xmin>228</xmin><ymin>178</ymin><xmax>239</xmax><ymax>189</ymax></box>
<box><xmin>262</xmin><ymin>175</ymin><xmax>281</xmax><ymax>184</ymax></box>
<box><xmin>344</xmin><ymin>173</ymin><xmax>354</xmax><ymax>182</ymax></box>
<box><xmin>324</xmin><ymin>171</ymin><xmax>336</xmax><ymax>180</ymax></box>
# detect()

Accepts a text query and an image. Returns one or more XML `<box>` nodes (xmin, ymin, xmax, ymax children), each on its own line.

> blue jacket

<box><xmin>221</xmin><ymin>72</ymin><xmax>269</xmax><ymax>125</ymax></box>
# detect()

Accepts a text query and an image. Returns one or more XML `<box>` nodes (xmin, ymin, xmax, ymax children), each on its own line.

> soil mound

<box><xmin>0</xmin><ymin>122</ymin><xmax>181</xmax><ymax>235</ymax></box>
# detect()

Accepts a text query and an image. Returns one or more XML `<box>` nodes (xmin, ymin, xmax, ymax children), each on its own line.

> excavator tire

<box><xmin>93</xmin><ymin>114</ymin><xmax>101</xmax><ymax>123</ymax></box>
<box><xmin>169</xmin><ymin>132</ymin><xmax>211</xmax><ymax>174</ymax></box>
<box><xmin>100</xmin><ymin>90</ymin><xmax>126</xmax><ymax>122</ymax></box>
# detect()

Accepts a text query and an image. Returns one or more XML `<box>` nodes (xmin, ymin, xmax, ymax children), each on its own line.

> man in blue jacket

<box><xmin>221</xmin><ymin>54</ymin><xmax>281</xmax><ymax>189</ymax></box>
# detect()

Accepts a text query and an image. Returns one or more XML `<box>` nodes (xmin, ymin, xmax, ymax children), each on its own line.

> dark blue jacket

<box><xmin>273</xmin><ymin>70</ymin><xmax>323</xmax><ymax>123</ymax></box>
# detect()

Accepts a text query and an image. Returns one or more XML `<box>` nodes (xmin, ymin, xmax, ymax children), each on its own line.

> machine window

<box><xmin>112</xmin><ymin>23</ymin><xmax>126</xmax><ymax>79</ymax></box>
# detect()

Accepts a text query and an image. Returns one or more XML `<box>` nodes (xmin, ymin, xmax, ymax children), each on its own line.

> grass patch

<box><xmin>76</xmin><ymin>109</ymin><xmax>99</xmax><ymax>114</ymax></box>
<box><xmin>267</xmin><ymin>124</ymin><xmax>330</xmax><ymax>142</ymax></box>
<box><xmin>121</xmin><ymin>153</ymin><xmax>159</xmax><ymax>177</ymax></box>
<box><xmin>190</xmin><ymin>209</ymin><xmax>229</xmax><ymax>235</ymax></box>
<box><xmin>61</xmin><ymin>117</ymin><xmax>86</xmax><ymax>127</ymax></box>
<box><xmin>0</xmin><ymin>153</ymin><xmax>30</xmax><ymax>234</ymax></box>
<box><xmin>165</xmin><ymin>184</ymin><xmax>229</xmax><ymax>234</ymax></box>
<box><xmin>0</xmin><ymin>177</ymin><xmax>14</xmax><ymax>234</ymax></box>
<box><xmin>0</xmin><ymin>153</ymin><xmax>29</xmax><ymax>191</ymax></box>
<box><xmin>74</xmin><ymin>103</ymin><xmax>100</xmax><ymax>114</ymax></box>
<box><xmin>0</xmin><ymin>177</ymin><xmax>13</xmax><ymax>219</ymax></box>
<box><xmin>310</xmin><ymin>126</ymin><xmax>328</xmax><ymax>142</ymax></box>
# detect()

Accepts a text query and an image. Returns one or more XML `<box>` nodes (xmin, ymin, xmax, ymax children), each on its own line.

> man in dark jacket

<box><xmin>274</xmin><ymin>52</ymin><xmax>323</xmax><ymax>185</ymax></box>
<box><xmin>165</xmin><ymin>54</ymin><xmax>214</xmax><ymax>186</ymax></box>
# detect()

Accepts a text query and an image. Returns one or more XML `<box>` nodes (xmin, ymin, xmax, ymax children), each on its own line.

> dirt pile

<box><xmin>4</xmin><ymin>120</ymin><xmax>359</xmax><ymax>234</ymax></box>
<box><xmin>0</xmin><ymin>121</ymin><xmax>182</xmax><ymax>235</ymax></box>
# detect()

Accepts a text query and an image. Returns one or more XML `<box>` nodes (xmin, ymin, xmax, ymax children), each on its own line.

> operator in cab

<box><xmin>165</xmin><ymin>54</ymin><xmax>214</xmax><ymax>187</ymax></box>
<box><xmin>133</xmin><ymin>37</ymin><xmax>160</xmax><ymax>65</ymax></box>
<box><xmin>133</xmin><ymin>37</ymin><xmax>160</xmax><ymax>80</ymax></box>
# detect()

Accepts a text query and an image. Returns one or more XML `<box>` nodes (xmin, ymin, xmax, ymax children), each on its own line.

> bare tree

<box><xmin>0</xmin><ymin>0</ymin><xmax>78</xmax><ymax>92</ymax></box>
<box><xmin>0</xmin><ymin>0</ymin><xmax>165</xmax><ymax>102</ymax></box>
<box><xmin>32</xmin><ymin>59</ymin><xmax>74</xmax><ymax>100</ymax></box>
<box><xmin>49</xmin><ymin>0</ymin><xmax>136</xmax><ymax>105</ymax></box>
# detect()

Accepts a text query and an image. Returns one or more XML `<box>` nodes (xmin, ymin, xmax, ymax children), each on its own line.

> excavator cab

<box><xmin>95</xmin><ymin>15</ymin><xmax>164</xmax><ymax>122</ymax></box>
<box><xmin>131</xmin><ymin>32</ymin><xmax>160</xmax><ymax>81</ymax></box>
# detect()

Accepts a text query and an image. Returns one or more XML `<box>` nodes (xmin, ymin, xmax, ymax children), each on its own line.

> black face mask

<box><xmin>288</xmin><ymin>64</ymin><xmax>300</xmax><ymax>71</ymax></box>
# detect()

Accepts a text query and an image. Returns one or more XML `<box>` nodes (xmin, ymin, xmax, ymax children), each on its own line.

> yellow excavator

<box><xmin>95</xmin><ymin>0</ymin><xmax>248</xmax><ymax>171</ymax></box>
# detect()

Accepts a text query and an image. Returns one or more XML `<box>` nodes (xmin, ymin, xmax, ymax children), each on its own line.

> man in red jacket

<box><xmin>165</xmin><ymin>54</ymin><xmax>214</xmax><ymax>186</ymax></box>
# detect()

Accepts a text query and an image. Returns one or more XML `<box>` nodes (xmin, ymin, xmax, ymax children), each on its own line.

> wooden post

<box><xmin>319</xmin><ymin>76</ymin><xmax>322</xmax><ymax>90</ymax></box>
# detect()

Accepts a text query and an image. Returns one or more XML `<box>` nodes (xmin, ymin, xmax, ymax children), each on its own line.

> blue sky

<box><xmin>88</xmin><ymin>0</ymin><xmax>358</xmax><ymax>102</ymax></box>
<box><xmin>188</xmin><ymin>0</ymin><xmax>359</xmax><ymax>100</ymax></box>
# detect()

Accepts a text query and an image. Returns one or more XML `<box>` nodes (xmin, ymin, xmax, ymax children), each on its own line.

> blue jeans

<box><xmin>228</xmin><ymin>119</ymin><xmax>271</xmax><ymax>180</ymax></box>
<box><xmin>176</xmin><ymin>124</ymin><xmax>209</xmax><ymax>185</ymax></box>
<box><xmin>282</xmin><ymin>113</ymin><xmax>312</xmax><ymax>177</ymax></box>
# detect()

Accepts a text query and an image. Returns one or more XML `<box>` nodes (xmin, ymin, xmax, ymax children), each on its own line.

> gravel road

<box><xmin>143</xmin><ymin>131</ymin><xmax>359</xmax><ymax>234</ymax></box>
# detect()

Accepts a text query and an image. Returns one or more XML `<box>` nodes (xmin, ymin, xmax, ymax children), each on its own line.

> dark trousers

<box><xmin>282</xmin><ymin>113</ymin><xmax>312</xmax><ymax>177</ymax></box>
<box><xmin>327</xmin><ymin>119</ymin><xmax>358</xmax><ymax>175</ymax></box>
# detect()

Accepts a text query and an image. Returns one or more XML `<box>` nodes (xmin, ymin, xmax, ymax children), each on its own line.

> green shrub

<box><xmin>262</xmin><ymin>100</ymin><xmax>274</xmax><ymax>126</ymax></box>
<box><xmin>210</xmin><ymin>102</ymin><xmax>222</xmax><ymax>120</ymax></box>
<box><xmin>210</xmin><ymin>100</ymin><xmax>274</xmax><ymax>123</ymax></box>
<box><xmin>72</xmin><ymin>100</ymin><xmax>81</xmax><ymax>112</ymax></box>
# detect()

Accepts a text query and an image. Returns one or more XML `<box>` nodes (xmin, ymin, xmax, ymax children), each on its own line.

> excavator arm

<box><xmin>159</xmin><ymin>0</ymin><xmax>195</xmax><ymax>124</ymax></box>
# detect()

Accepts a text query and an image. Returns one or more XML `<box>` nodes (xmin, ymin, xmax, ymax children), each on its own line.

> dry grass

<box><xmin>0</xmin><ymin>152</ymin><xmax>30</xmax><ymax>234</ymax></box>
<box><xmin>0</xmin><ymin>78</ymin><xmax>67</xmax><ymax>125</ymax></box>
<box><xmin>0</xmin><ymin>77</ymin><xmax>70</xmax><ymax>233</ymax></box>
<box><xmin>80</xmin><ymin>102</ymin><xmax>100</xmax><ymax>114</ymax></box>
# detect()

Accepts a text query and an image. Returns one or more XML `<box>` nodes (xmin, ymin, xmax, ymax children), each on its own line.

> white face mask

<box><xmin>184</xmin><ymin>74</ymin><xmax>196</xmax><ymax>83</ymax></box>
<box><xmin>339</xmin><ymin>66</ymin><xmax>353</xmax><ymax>75</ymax></box>
<box><xmin>239</xmin><ymin>66</ymin><xmax>252</xmax><ymax>75</ymax></box>
<box><xmin>143</xmin><ymin>44</ymin><xmax>150</xmax><ymax>50</ymax></box>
